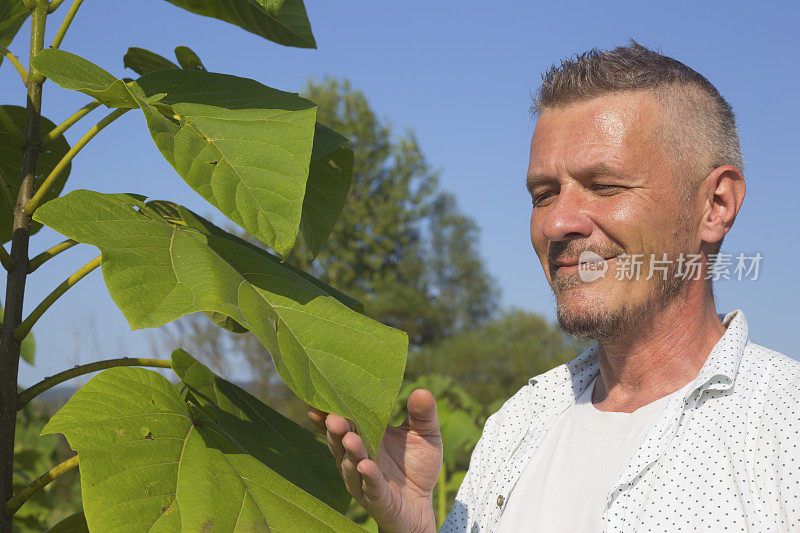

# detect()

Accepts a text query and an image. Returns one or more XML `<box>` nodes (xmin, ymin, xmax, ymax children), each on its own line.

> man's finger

<box><xmin>341</xmin><ymin>431</ymin><xmax>369</xmax><ymax>500</ymax></box>
<box><xmin>402</xmin><ymin>388</ymin><xmax>440</xmax><ymax>436</ymax></box>
<box><xmin>307</xmin><ymin>407</ymin><xmax>327</xmax><ymax>433</ymax></box>
<box><xmin>325</xmin><ymin>414</ymin><xmax>350</xmax><ymax>462</ymax></box>
<box><xmin>357</xmin><ymin>459</ymin><xmax>394</xmax><ymax>513</ymax></box>
<box><xmin>340</xmin><ymin>455</ymin><xmax>363</xmax><ymax>500</ymax></box>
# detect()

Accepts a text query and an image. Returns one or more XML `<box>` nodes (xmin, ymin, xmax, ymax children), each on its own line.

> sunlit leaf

<box><xmin>162</xmin><ymin>0</ymin><xmax>315</xmax><ymax>49</ymax></box>
<box><xmin>133</xmin><ymin>68</ymin><xmax>319</xmax><ymax>256</ymax></box>
<box><xmin>0</xmin><ymin>105</ymin><xmax>71</xmax><ymax>245</ymax></box>
<box><xmin>34</xmin><ymin>50</ymin><xmax>335</xmax><ymax>257</ymax></box>
<box><xmin>42</xmin><ymin>367</ymin><xmax>363</xmax><ymax>531</ymax></box>
<box><xmin>34</xmin><ymin>190</ymin><xmax>408</xmax><ymax>457</ymax></box>
<box><xmin>171</xmin><ymin>349</ymin><xmax>351</xmax><ymax>513</ymax></box>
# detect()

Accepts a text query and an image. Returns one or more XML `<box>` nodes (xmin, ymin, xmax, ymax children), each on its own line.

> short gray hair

<box><xmin>531</xmin><ymin>39</ymin><xmax>744</xmax><ymax>180</ymax></box>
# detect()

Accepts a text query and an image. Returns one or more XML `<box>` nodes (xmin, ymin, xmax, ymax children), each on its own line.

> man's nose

<box><xmin>539</xmin><ymin>186</ymin><xmax>593</xmax><ymax>242</ymax></box>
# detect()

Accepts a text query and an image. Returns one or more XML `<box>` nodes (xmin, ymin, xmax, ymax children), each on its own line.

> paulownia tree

<box><xmin>0</xmin><ymin>0</ymin><xmax>408</xmax><ymax>530</ymax></box>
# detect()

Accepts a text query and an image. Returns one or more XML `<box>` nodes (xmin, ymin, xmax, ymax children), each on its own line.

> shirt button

<box><xmin>496</xmin><ymin>494</ymin><xmax>504</xmax><ymax>507</ymax></box>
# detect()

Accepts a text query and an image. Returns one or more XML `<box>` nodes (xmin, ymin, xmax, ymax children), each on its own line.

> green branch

<box><xmin>0</xmin><ymin>47</ymin><xmax>27</xmax><ymax>85</ymax></box>
<box><xmin>14</xmin><ymin>255</ymin><xmax>100</xmax><ymax>341</ymax></box>
<box><xmin>4</xmin><ymin>455</ymin><xmax>78</xmax><ymax>515</ymax></box>
<box><xmin>18</xmin><ymin>358</ymin><xmax>172</xmax><ymax>408</ymax></box>
<box><xmin>27</xmin><ymin>239</ymin><xmax>78</xmax><ymax>273</ymax></box>
<box><xmin>50</xmin><ymin>0</ymin><xmax>84</xmax><ymax>49</ymax></box>
<box><xmin>24</xmin><ymin>108</ymin><xmax>129</xmax><ymax>215</ymax></box>
<box><xmin>42</xmin><ymin>100</ymin><xmax>100</xmax><ymax>145</ymax></box>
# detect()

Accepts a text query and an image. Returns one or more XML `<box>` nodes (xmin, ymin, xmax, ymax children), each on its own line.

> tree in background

<box><xmin>406</xmin><ymin>309</ymin><xmax>591</xmax><ymax>407</ymax></box>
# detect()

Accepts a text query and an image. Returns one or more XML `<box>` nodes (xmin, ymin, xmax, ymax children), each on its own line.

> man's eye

<box><xmin>592</xmin><ymin>184</ymin><xmax>622</xmax><ymax>193</ymax></box>
<box><xmin>532</xmin><ymin>191</ymin><xmax>555</xmax><ymax>207</ymax></box>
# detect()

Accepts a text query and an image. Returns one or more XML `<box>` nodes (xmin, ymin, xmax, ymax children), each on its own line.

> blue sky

<box><xmin>2</xmin><ymin>0</ymin><xmax>798</xmax><ymax>387</ymax></box>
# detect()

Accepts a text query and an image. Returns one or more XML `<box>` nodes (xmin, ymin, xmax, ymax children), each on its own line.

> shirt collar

<box><xmin>528</xmin><ymin>309</ymin><xmax>750</xmax><ymax>406</ymax></box>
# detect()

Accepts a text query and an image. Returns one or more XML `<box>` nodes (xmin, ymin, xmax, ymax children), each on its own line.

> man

<box><xmin>308</xmin><ymin>41</ymin><xmax>800</xmax><ymax>532</ymax></box>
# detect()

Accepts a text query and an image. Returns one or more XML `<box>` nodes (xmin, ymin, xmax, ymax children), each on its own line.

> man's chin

<box><xmin>555</xmin><ymin>298</ymin><xmax>618</xmax><ymax>339</ymax></box>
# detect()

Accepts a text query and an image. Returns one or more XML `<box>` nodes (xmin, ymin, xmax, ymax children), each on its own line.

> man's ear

<box><xmin>697</xmin><ymin>165</ymin><xmax>746</xmax><ymax>247</ymax></box>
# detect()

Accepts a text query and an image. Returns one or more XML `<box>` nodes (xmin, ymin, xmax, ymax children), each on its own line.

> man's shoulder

<box><xmin>481</xmin><ymin>381</ymin><xmax>538</xmax><ymax>437</ymax></box>
<box><xmin>744</xmin><ymin>340</ymin><xmax>800</xmax><ymax>389</ymax></box>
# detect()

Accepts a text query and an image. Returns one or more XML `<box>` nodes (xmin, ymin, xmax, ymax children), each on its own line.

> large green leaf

<box><xmin>33</xmin><ymin>190</ymin><xmax>407</xmax><ymax>457</ymax></box>
<box><xmin>171</xmin><ymin>349</ymin><xmax>351</xmax><ymax>513</ymax></box>
<box><xmin>42</xmin><ymin>367</ymin><xmax>362</xmax><ymax>531</ymax></box>
<box><xmin>33</xmin><ymin>50</ymin><xmax>331</xmax><ymax>257</ymax></box>
<box><xmin>162</xmin><ymin>0</ymin><xmax>315</xmax><ymax>49</ymax></box>
<box><xmin>133</xmin><ymin>68</ymin><xmax>319</xmax><ymax>257</ymax></box>
<box><xmin>301</xmin><ymin>123</ymin><xmax>353</xmax><ymax>257</ymax></box>
<box><xmin>0</xmin><ymin>0</ymin><xmax>28</xmax><ymax>68</ymax></box>
<box><xmin>0</xmin><ymin>105</ymin><xmax>72</xmax><ymax>244</ymax></box>
<box><xmin>123</xmin><ymin>47</ymin><xmax>179</xmax><ymax>76</ymax></box>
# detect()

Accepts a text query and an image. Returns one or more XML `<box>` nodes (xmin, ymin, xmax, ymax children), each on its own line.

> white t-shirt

<box><xmin>496</xmin><ymin>374</ymin><xmax>688</xmax><ymax>532</ymax></box>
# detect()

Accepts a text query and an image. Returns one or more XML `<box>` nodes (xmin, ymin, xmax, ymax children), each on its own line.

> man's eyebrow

<box><xmin>525</xmin><ymin>173</ymin><xmax>551</xmax><ymax>193</ymax></box>
<box><xmin>525</xmin><ymin>162</ymin><xmax>628</xmax><ymax>192</ymax></box>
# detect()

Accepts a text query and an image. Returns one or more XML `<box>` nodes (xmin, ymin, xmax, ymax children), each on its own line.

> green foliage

<box><xmin>41</xmin><ymin>352</ymin><xmax>361</xmax><ymax>531</ymax></box>
<box><xmin>170</xmin><ymin>349</ymin><xmax>350</xmax><ymax>513</ymax></box>
<box><xmin>0</xmin><ymin>105</ymin><xmax>72</xmax><ymax>244</ymax></box>
<box><xmin>0</xmin><ymin>0</ymin><xmax>28</xmax><ymax>68</ymax></box>
<box><xmin>1</xmin><ymin>1</ymin><xmax>411</xmax><ymax>530</ymax></box>
<box><xmin>33</xmin><ymin>190</ymin><xmax>406</xmax><ymax>458</ymax></box>
<box><xmin>173</xmin><ymin>46</ymin><xmax>206</xmax><ymax>71</ymax></box>
<box><xmin>163</xmin><ymin>0</ymin><xmax>315</xmax><ymax>48</ymax></box>
<box><xmin>152</xmin><ymin>77</ymin><xmax>501</xmax><ymax>432</ymax></box>
<box><xmin>12</xmin><ymin>402</ymin><xmax>81</xmax><ymax>532</ymax></box>
<box><xmin>408</xmin><ymin>309</ymin><xmax>591</xmax><ymax>406</ymax></box>
<box><xmin>123</xmin><ymin>47</ymin><xmax>179</xmax><ymax>76</ymax></box>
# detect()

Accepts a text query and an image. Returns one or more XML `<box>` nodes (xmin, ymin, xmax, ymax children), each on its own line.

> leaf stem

<box><xmin>41</xmin><ymin>100</ymin><xmax>100</xmax><ymax>145</ymax></box>
<box><xmin>47</xmin><ymin>0</ymin><xmax>68</xmax><ymax>13</ymax></box>
<box><xmin>18</xmin><ymin>358</ymin><xmax>172</xmax><ymax>408</ymax></box>
<box><xmin>3</xmin><ymin>455</ymin><xmax>78</xmax><ymax>515</ymax></box>
<box><xmin>27</xmin><ymin>239</ymin><xmax>78</xmax><ymax>273</ymax></box>
<box><xmin>13</xmin><ymin>255</ymin><xmax>100</xmax><ymax>342</ymax></box>
<box><xmin>0</xmin><ymin>47</ymin><xmax>27</xmax><ymax>86</ymax></box>
<box><xmin>24</xmin><ymin>108</ymin><xmax>129</xmax><ymax>215</ymax></box>
<box><xmin>0</xmin><ymin>107</ymin><xmax>24</xmax><ymax>149</ymax></box>
<box><xmin>0</xmin><ymin>247</ymin><xmax>11</xmax><ymax>272</ymax></box>
<box><xmin>50</xmin><ymin>0</ymin><xmax>83</xmax><ymax>49</ymax></box>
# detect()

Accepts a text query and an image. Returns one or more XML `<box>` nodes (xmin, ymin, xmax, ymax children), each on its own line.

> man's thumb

<box><xmin>404</xmin><ymin>388</ymin><xmax>440</xmax><ymax>435</ymax></box>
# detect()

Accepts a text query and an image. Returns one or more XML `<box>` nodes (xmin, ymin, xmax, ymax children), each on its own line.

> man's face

<box><xmin>527</xmin><ymin>91</ymin><xmax>698</xmax><ymax>339</ymax></box>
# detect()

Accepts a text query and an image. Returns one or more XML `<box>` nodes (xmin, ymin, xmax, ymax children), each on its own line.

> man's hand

<box><xmin>308</xmin><ymin>389</ymin><xmax>443</xmax><ymax>533</ymax></box>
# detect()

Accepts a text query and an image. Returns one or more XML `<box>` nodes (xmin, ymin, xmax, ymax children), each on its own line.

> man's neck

<box><xmin>591</xmin><ymin>289</ymin><xmax>727</xmax><ymax>413</ymax></box>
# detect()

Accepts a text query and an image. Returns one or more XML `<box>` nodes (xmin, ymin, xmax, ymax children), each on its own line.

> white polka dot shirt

<box><xmin>440</xmin><ymin>309</ymin><xmax>800</xmax><ymax>532</ymax></box>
